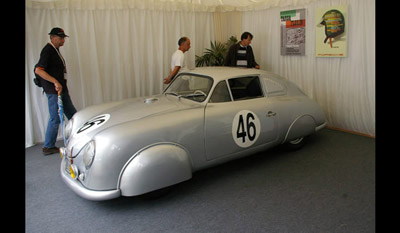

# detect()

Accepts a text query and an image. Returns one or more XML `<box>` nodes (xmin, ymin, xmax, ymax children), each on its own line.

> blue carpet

<box><xmin>25</xmin><ymin>128</ymin><xmax>375</xmax><ymax>233</ymax></box>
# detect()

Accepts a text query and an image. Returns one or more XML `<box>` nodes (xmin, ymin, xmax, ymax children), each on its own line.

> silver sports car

<box><xmin>60</xmin><ymin>67</ymin><xmax>326</xmax><ymax>201</ymax></box>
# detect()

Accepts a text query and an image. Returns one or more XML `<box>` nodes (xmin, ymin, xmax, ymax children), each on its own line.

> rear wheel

<box><xmin>284</xmin><ymin>136</ymin><xmax>307</xmax><ymax>151</ymax></box>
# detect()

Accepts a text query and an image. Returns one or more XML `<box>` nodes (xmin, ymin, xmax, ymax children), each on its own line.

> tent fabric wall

<box><xmin>213</xmin><ymin>11</ymin><xmax>242</xmax><ymax>43</ymax></box>
<box><xmin>25</xmin><ymin>0</ymin><xmax>375</xmax><ymax>147</ymax></box>
<box><xmin>242</xmin><ymin>0</ymin><xmax>375</xmax><ymax>137</ymax></box>
<box><xmin>25</xmin><ymin>6</ymin><xmax>215</xmax><ymax>147</ymax></box>
<box><xmin>26</xmin><ymin>0</ymin><xmax>322</xmax><ymax>12</ymax></box>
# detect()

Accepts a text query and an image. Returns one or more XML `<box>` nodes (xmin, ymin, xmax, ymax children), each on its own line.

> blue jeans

<box><xmin>44</xmin><ymin>93</ymin><xmax>77</xmax><ymax>148</ymax></box>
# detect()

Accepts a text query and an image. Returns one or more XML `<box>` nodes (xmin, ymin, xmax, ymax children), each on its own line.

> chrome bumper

<box><xmin>60</xmin><ymin>159</ymin><xmax>120</xmax><ymax>201</ymax></box>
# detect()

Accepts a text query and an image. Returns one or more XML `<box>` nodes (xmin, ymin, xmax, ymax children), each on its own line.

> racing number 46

<box><xmin>232</xmin><ymin>110</ymin><xmax>260</xmax><ymax>148</ymax></box>
<box><xmin>236</xmin><ymin>113</ymin><xmax>256</xmax><ymax>143</ymax></box>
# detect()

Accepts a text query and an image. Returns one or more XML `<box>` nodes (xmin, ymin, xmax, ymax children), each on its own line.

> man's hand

<box><xmin>54</xmin><ymin>80</ymin><xmax>63</xmax><ymax>95</ymax></box>
<box><xmin>164</xmin><ymin>77</ymin><xmax>172</xmax><ymax>84</ymax></box>
<box><xmin>164</xmin><ymin>66</ymin><xmax>181</xmax><ymax>85</ymax></box>
<box><xmin>35</xmin><ymin>67</ymin><xmax>63</xmax><ymax>95</ymax></box>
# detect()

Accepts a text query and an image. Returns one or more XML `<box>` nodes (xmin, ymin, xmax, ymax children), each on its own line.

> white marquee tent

<box><xmin>25</xmin><ymin>0</ymin><xmax>375</xmax><ymax>147</ymax></box>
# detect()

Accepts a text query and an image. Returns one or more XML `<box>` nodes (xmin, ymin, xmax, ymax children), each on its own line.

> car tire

<box><xmin>284</xmin><ymin>136</ymin><xmax>308</xmax><ymax>151</ymax></box>
<box><xmin>140</xmin><ymin>186</ymin><xmax>173</xmax><ymax>200</ymax></box>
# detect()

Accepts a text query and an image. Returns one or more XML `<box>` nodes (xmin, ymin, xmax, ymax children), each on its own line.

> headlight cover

<box><xmin>83</xmin><ymin>141</ymin><xmax>96</xmax><ymax>169</ymax></box>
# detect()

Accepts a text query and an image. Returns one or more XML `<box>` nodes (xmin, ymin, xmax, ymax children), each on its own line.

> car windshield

<box><xmin>164</xmin><ymin>74</ymin><xmax>213</xmax><ymax>102</ymax></box>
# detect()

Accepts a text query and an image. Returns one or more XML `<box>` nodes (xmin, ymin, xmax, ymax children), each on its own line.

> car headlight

<box><xmin>83</xmin><ymin>141</ymin><xmax>96</xmax><ymax>169</ymax></box>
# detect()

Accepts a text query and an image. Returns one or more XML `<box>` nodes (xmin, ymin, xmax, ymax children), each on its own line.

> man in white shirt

<box><xmin>164</xmin><ymin>37</ymin><xmax>191</xmax><ymax>84</ymax></box>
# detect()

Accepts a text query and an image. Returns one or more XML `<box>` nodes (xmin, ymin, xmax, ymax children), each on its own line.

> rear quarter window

<box><xmin>262</xmin><ymin>77</ymin><xmax>287</xmax><ymax>97</ymax></box>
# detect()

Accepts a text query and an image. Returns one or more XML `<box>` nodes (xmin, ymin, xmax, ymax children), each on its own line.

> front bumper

<box><xmin>60</xmin><ymin>159</ymin><xmax>120</xmax><ymax>201</ymax></box>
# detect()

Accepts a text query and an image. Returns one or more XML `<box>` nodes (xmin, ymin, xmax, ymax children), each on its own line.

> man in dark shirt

<box><xmin>224</xmin><ymin>32</ymin><xmax>260</xmax><ymax>69</ymax></box>
<box><xmin>35</xmin><ymin>27</ymin><xmax>77</xmax><ymax>155</ymax></box>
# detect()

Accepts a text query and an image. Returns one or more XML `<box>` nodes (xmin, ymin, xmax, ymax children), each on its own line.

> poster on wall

<box><xmin>315</xmin><ymin>5</ymin><xmax>347</xmax><ymax>57</ymax></box>
<box><xmin>280</xmin><ymin>9</ymin><xmax>306</xmax><ymax>56</ymax></box>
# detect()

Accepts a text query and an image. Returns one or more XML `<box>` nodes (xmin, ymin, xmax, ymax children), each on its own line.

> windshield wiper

<box><xmin>178</xmin><ymin>93</ymin><xmax>206</xmax><ymax>99</ymax></box>
<box><xmin>164</xmin><ymin>92</ymin><xmax>178</xmax><ymax>96</ymax></box>
<box><xmin>165</xmin><ymin>91</ymin><xmax>206</xmax><ymax>102</ymax></box>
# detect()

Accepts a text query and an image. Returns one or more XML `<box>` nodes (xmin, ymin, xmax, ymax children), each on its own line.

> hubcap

<box><xmin>289</xmin><ymin>137</ymin><xmax>304</xmax><ymax>145</ymax></box>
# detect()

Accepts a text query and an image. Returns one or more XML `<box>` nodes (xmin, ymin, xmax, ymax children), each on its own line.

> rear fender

<box><xmin>118</xmin><ymin>143</ymin><xmax>192</xmax><ymax>197</ymax></box>
<box><xmin>283</xmin><ymin>114</ymin><xmax>316</xmax><ymax>143</ymax></box>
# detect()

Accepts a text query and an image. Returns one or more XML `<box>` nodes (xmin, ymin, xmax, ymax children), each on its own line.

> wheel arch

<box><xmin>117</xmin><ymin>143</ymin><xmax>193</xmax><ymax>197</ymax></box>
<box><xmin>282</xmin><ymin>114</ymin><xmax>317</xmax><ymax>144</ymax></box>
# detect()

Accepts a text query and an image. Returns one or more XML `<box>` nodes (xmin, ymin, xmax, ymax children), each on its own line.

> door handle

<box><xmin>266</xmin><ymin>111</ymin><xmax>276</xmax><ymax>117</ymax></box>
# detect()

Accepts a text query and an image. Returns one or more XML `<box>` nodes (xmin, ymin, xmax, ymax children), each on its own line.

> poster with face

<box><xmin>316</xmin><ymin>5</ymin><xmax>347</xmax><ymax>57</ymax></box>
<box><xmin>280</xmin><ymin>9</ymin><xmax>306</xmax><ymax>56</ymax></box>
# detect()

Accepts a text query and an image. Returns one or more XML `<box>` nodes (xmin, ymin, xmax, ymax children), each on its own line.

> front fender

<box><xmin>118</xmin><ymin>143</ymin><xmax>192</xmax><ymax>196</ymax></box>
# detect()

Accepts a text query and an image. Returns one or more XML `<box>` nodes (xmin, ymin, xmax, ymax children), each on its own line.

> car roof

<box><xmin>181</xmin><ymin>67</ymin><xmax>275</xmax><ymax>83</ymax></box>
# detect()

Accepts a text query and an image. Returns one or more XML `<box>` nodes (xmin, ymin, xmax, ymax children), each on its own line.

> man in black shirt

<box><xmin>35</xmin><ymin>27</ymin><xmax>77</xmax><ymax>155</ymax></box>
<box><xmin>224</xmin><ymin>32</ymin><xmax>260</xmax><ymax>69</ymax></box>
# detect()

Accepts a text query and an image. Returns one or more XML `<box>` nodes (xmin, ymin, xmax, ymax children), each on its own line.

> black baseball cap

<box><xmin>48</xmin><ymin>27</ymin><xmax>69</xmax><ymax>37</ymax></box>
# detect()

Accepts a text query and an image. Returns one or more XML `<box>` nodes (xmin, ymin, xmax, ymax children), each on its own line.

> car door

<box><xmin>204</xmin><ymin>76</ymin><xmax>279</xmax><ymax>161</ymax></box>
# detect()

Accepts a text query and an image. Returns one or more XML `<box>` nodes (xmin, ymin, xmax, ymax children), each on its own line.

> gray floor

<box><xmin>25</xmin><ymin>128</ymin><xmax>375</xmax><ymax>233</ymax></box>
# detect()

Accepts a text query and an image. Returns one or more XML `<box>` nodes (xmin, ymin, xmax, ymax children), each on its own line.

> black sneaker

<box><xmin>42</xmin><ymin>147</ymin><xmax>59</xmax><ymax>156</ymax></box>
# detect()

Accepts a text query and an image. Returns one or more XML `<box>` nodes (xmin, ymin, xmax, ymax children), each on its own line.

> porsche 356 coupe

<box><xmin>59</xmin><ymin>67</ymin><xmax>326</xmax><ymax>201</ymax></box>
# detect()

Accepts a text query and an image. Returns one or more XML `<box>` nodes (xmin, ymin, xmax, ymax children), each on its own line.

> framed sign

<box><xmin>280</xmin><ymin>9</ymin><xmax>306</xmax><ymax>56</ymax></box>
<box><xmin>316</xmin><ymin>5</ymin><xmax>347</xmax><ymax>57</ymax></box>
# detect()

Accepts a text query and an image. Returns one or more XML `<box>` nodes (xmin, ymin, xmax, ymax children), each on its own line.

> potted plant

<box><xmin>195</xmin><ymin>36</ymin><xmax>238</xmax><ymax>67</ymax></box>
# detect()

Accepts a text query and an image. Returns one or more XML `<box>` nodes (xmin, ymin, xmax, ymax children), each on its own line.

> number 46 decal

<box><xmin>232</xmin><ymin>110</ymin><xmax>261</xmax><ymax>148</ymax></box>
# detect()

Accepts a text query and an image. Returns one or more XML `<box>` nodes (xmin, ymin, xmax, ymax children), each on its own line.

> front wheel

<box><xmin>139</xmin><ymin>185</ymin><xmax>174</xmax><ymax>200</ymax></box>
<box><xmin>284</xmin><ymin>136</ymin><xmax>308</xmax><ymax>151</ymax></box>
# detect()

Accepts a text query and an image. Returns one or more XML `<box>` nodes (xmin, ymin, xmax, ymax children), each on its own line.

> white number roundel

<box><xmin>232</xmin><ymin>110</ymin><xmax>261</xmax><ymax>148</ymax></box>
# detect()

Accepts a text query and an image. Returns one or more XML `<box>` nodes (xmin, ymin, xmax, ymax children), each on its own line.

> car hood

<box><xmin>67</xmin><ymin>94</ymin><xmax>196</xmax><ymax>153</ymax></box>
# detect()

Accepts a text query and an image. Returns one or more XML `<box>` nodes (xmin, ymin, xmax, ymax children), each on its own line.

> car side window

<box><xmin>228</xmin><ymin>76</ymin><xmax>264</xmax><ymax>101</ymax></box>
<box><xmin>209</xmin><ymin>80</ymin><xmax>232</xmax><ymax>103</ymax></box>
